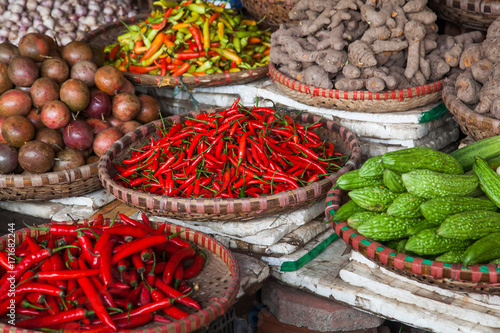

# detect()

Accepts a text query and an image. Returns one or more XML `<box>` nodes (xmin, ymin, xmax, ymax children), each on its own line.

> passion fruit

<box><xmin>94</xmin><ymin>65</ymin><xmax>124</xmax><ymax>96</ymax></box>
<box><xmin>18</xmin><ymin>140</ymin><xmax>55</xmax><ymax>173</ymax></box>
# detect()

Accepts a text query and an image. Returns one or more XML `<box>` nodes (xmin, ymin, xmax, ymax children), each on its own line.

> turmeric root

<box><xmin>316</xmin><ymin>24</ymin><xmax>347</xmax><ymax>51</ymax></box>
<box><xmin>490</xmin><ymin>99</ymin><xmax>500</xmax><ymax>119</ymax></box>
<box><xmin>348</xmin><ymin>40</ymin><xmax>377</xmax><ymax>67</ymax></box>
<box><xmin>487</xmin><ymin>19</ymin><xmax>500</xmax><ymax>39</ymax></box>
<box><xmin>404</xmin><ymin>20</ymin><xmax>426</xmax><ymax>79</ymax></box>
<box><xmin>426</xmin><ymin>51</ymin><xmax>450</xmax><ymax>81</ymax></box>
<box><xmin>315</xmin><ymin>49</ymin><xmax>347</xmax><ymax>74</ymax></box>
<box><xmin>278</xmin><ymin>37</ymin><xmax>318</xmax><ymax>63</ymax></box>
<box><xmin>455</xmin><ymin>70</ymin><xmax>481</xmax><ymax>105</ymax></box>
<box><xmin>335</xmin><ymin>76</ymin><xmax>366</xmax><ymax>90</ymax></box>
<box><xmin>372</xmin><ymin>39</ymin><xmax>409</xmax><ymax>53</ymax></box>
<box><xmin>481</xmin><ymin>37</ymin><xmax>500</xmax><ymax>64</ymax></box>
<box><xmin>298</xmin><ymin>65</ymin><xmax>333</xmax><ymax>89</ymax></box>
<box><xmin>361</xmin><ymin>26</ymin><xmax>392</xmax><ymax>43</ymax></box>
<box><xmin>406</xmin><ymin>8</ymin><xmax>437</xmax><ymax>25</ymax></box>
<box><xmin>471</xmin><ymin>59</ymin><xmax>494</xmax><ymax>84</ymax></box>
<box><xmin>444</xmin><ymin>42</ymin><xmax>463</xmax><ymax>67</ymax></box>
<box><xmin>475</xmin><ymin>80</ymin><xmax>500</xmax><ymax>114</ymax></box>
<box><xmin>343</xmin><ymin>63</ymin><xmax>361</xmax><ymax>79</ymax></box>
<box><xmin>366</xmin><ymin>76</ymin><xmax>386</xmax><ymax>92</ymax></box>
<box><xmin>306</xmin><ymin>5</ymin><xmax>336</xmax><ymax>34</ymax></box>
<box><xmin>402</xmin><ymin>0</ymin><xmax>428</xmax><ymax>13</ymax></box>
<box><xmin>360</xmin><ymin>3</ymin><xmax>391</xmax><ymax>27</ymax></box>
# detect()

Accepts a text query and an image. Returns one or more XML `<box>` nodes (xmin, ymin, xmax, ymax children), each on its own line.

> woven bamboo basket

<box><xmin>0</xmin><ymin>162</ymin><xmax>101</xmax><ymax>201</ymax></box>
<box><xmin>442</xmin><ymin>74</ymin><xmax>500</xmax><ymax>141</ymax></box>
<box><xmin>428</xmin><ymin>0</ymin><xmax>500</xmax><ymax>31</ymax></box>
<box><xmin>269</xmin><ymin>62</ymin><xmax>445</xmax><ymax>113</ymax></box>
<box><xmin>241</xmin><ymin>0</ymin><xmax>298</xmax><ymax>28</ymax></box>
<box><xmin>0</xmin><ymin>217</ymin><xmax>240</xmax><ymax>332</ymax></box>
<box><xmin>80</xmin><ymin>16</ymin><xmax>269</xmax><ymax>88</ymax></box>
<box><xmin>325</xmin><ymin>188</ymin><xmax>500</xmax><ymax>294</ymax></box>
<box><xmin>98</xmin><ymin>108</ymin><xmax>362</xmax><ymax>222</ymax></box>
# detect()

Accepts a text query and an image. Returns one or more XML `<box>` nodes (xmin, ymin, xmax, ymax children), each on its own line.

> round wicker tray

<box><xmin>98</xmin><ymin>108</ymin><xmax>362</xmax><ymax>222</ymax></box>
<box><xmin>80</xmin><ymin>16</ymin><xmax>269</xmax><ymax>88</ymax></box>
<box><xmin>0</xmin><ymin>217</ymin><xmax>240</xmax><ymax>332</ymax></box>
<box><xmin>428</xmin><ymin>0</ymin><xmax>500</xmax><ymax>31</ymax></box>
<box><xmin>269</xmin><ymin>62</ymin><xmax>445</xmax><ymax>113</ymax></box>
<box><xmin>442</xmin><ymin>74</ymin><xmax>500</xmax><ymax>141</ymax></box>
<box><xmin>241</xmin><ymin>0</ymin><xmax>298</xmax><ymax>28</ymax></box>
<box><xmin>0</xmin><ymin>162</ymin><xmax>101</xmax><ymax>201</ymax></box>
<box><xmin>325</xmin><ymin>188</ymin><xmax>500</xmax><ymax>294</ymax></box>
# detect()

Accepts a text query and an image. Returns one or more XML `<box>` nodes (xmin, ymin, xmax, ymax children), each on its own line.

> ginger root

<box><xmin>348</xmin><ymin>40</ymin><xmax>377</xmax><ymax>67</ymax></box>
<box><xmin>404</xmin><ymin>20</ymin><xmax>426</xmax><ymax>79</ymax></box>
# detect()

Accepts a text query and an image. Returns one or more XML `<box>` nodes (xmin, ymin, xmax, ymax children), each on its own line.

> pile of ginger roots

<box><xmin>270</xmin><ymin>0</ymin><xmax>483</xmax><ymax>92</ymax></box>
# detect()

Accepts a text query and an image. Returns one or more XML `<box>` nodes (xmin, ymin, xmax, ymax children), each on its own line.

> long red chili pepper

<box><xmin>162</xmin><ymin>247</ymin><xmax>195</xmax><ymax>286</ymax></box>
<box><xmin>112</xmin><ymin>234</ymin><xmax>171</xmax><ymax>265</ymax></box>
<box><xmin>76</xmin><ymin>258</ymin><xmax>117</xmax><ymax>331</ymax></box>
<box><xmin>183</xmin><ymin>252</ymin><xmax>206</xmax><ymax>279</ymax></box>
<box><xmin>16</xmin><ymin>308</ymin><xmax>92</xmax><ymax>329</ymax></box>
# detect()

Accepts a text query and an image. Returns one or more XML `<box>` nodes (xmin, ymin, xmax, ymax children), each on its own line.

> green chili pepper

<box><xmin>197</xmin><ymin>60</ymin><xmax>212</xmax><ymax>72</ymax></box>
<box><xmin>104</xmin><ymin>43</ymin><xmax>118</xmax><ymax>53</ymax></box>
<box><xmin>240</xmin><ymin>37</ymin><xmax>248</xmax><ymax>49</ymax></box>
<box><xmin>170</xmin><ymin>9</ymin><xmax>185</xmax><ymax>21</ymax></box>
<box><xmin>118</xmin><ymin>32</ymin><xmax>133</xmax><ymax>41</ymax></box>
<box><xmin>187</xmin><ymin>64</ymin><xmax>197</xmax><ymax>73</ymax></box>
<box><xmin>233</xmin><ymin>37</ymin><xmax>241</xmax><ymax>53</ymax></box>
<box><xmin>206</xmin><ymin>68</ymin><xmax>215</xmax><ymax>75</ymax></box>
<box><xmin>222</xmin><ymin>11</ymin><xmax>235</xmax><ymax>27</ymax></box>
<box><xmin>139</xmin><ymin>46</ymin><xmax>165</xmax><ymax>66</ymax></box>
<box><xmin>147</xmin><ymin>29</ymin><xmax>160</xmax><ymax>43</ymax></box>
<box><xmin>152</xmin><ymin>0</ymin><xmax>178</xmax><ymax>8</ymax></box>
<box><xmin>187</xmin><ymin>4</ymin><xmax>206</xmax><ymax>14</ymax></box>
<box><xmin>235</xmin><ymin>31</ymin><xmax>252</xmax><ymax>38</ymax></box>
<box><xmin>188</xmin><ymin>12</ymin><xmax>200</xmax><ymax>22</ymax></box>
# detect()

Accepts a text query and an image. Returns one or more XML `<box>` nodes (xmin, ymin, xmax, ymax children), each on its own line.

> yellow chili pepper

<box><xmin>229</xmin><ymin>68</ymin><xmax>241</xmax><ymax>73</ymax></box>
<box><xmin>217</xmin><ymin>22</ymin><xmax>226</xmax><ymax>41</ymax></box>
<box><xmin>172</xmin><ymin>22</ymin><xmax>190</xmax><ymax>30</ymax></box>
<box><xmin>240</xmin><ymin>20</ymin><xmax>256</xmax><ymax>26</ymax></box>
<box><xmin>212</xmin><ymin>48</ymin><xmax>241</xmax><ymax>65</ymax></box>
<box><xmin>203</xmin><ymin>19</ymin><xmax>210</xmax><ymax>53</ymax></box>
<box><xmin>218</xmin><ymin>17</ymin><xmax>233</xmax><ymax>31</ymax></box>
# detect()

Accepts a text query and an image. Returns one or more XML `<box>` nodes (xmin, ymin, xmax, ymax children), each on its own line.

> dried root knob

<box><xmin>404</xmin><ymin>20</ymin><xmax>426</xmax><ymax>79</ymax></box>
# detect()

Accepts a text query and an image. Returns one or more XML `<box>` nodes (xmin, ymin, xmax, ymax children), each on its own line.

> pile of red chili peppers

<box><xmin>0</xmin><ymin>213</ymin><xmax>205</xmax><ymax>332</ymax></box>
<box><xmin>113</xmin><ymin>99</ymin><xmax>346</xmax><ymax>198</ymax></box>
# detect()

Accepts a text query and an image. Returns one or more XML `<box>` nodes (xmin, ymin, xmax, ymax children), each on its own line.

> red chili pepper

<box><xmin>189</xmin><ymin>25</ymin><xmax>203</xmax><ymax>52</ymax></box>
<box><xmin>104</xmin><ymin>225</ymin><xmax>150</xmax><ymax>238</ymax></box>
<box><xmin>112</xmin><ymin>234</ymin><xmax>171</xmax><ymax>265</ymax></box>
<box><xmin>154</xmin><ymin>278</ymin><xmax>201</xmax><ymax>310</ymax></box>
<box><xmin>119</xmin><ymin>214</ymin><xmax>156</xmax><ymax>233</ymax></box>
<box><xmin>162</xmin><ymin>247</ymin><xmax>195</xmax><ymax>286</ymax></box>
<box><xmin>76</xmin><ymin>257</ymin><xmax>117</xmax><ymax>332</ymax></box>
<box><xmin>171</xmin><ymin>62</ymin><xmax>190</xmax><ymax>76</ymax></box>
<box><xmin>16</xmin><ymin>308</ymin><xmax>92</xmax><ymax>329</ymax></box>
<box><xmin>109</xmin><ymin>44</ymin><xmax>120</xmax><ymax>60</ymax></box>
<box><xmin>15</xmin><ymin>282</ymin><xmax>65</xmax><ymax>298</ymax></box>
<box><xmin>151</xmin><ymin>18</ymin><xmax>167</xmax><ymax>30</ymax></box>
<box><xmin>183</xmin><ymin>252</ymin><xmax>205</xmax><ymax>279</ymax></box>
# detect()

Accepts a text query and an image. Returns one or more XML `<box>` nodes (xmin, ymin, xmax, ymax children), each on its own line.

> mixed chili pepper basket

<box><xmin>0</xmin><ymin>217</ymin><xmax>240</xmax><ymax>332</ymax></box>
<box><xmin>81</xmin><ymin>10</ymin><xmax>269</xmax><ymax>88</ymax></box>
<box><xmin>98</xmin><ymin>104</ymin><xmax>362</xmax><ymax>222</ymax></box>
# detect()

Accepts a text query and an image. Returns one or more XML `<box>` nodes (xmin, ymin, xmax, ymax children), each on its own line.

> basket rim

<box><xmin>80</xmin><ymin>15</ymin><xmax>269</xmax><ymax>88</ymax></box>
<box><xmin>98</xmin><ymin>109</ymin><xmax>362</xmax><ymax>221</ymax></box>
<box><xmin>429</xmin><ymin>0</ymin><xmax>500</xmax><ymax>15</ymax></box>
<box><xmin>0</xmin><ymin>161</ymin><xmax>98</xmax><ymax>188</ymax></box>
<box><xmin>0</xmin><ymin>218</ymin><xmax>241</xmax><ymax>333</ymax></box>
<box><xmin>324</xmin><ymin>187</ymin><xmax>500</xmax><ymax>290</ymax></box>
<box><xmin>269</xmin><ymin>62</ymin><xmax>445</xmax><ymax>101</ymax></box>
<box><xmin>442</xmin><ymin>74</ymin><xmax>500</xmax><ymax>138</ymax></box>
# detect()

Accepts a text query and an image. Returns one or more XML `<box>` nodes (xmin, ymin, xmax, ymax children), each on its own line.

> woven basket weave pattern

<box><xmin>98</xmin><ymin>110</ymin><xmax>362</xmax><ymax>222</ymax></box>
<box><xmin>428</xmin><ymin>0</ymin><xmax>500</xmax><ymax>30</ymax></box>
<box><xmin>81</xmin><ymin>16</ymin><xmax>269</xmax><ymax>88</ymax></box>
<box><xmin>269</xmin><ymin>63</ymin><xmax>444</xmax><ymax>113</ymax></box>
<box><xmin>325</xmin><ymin>188</ymin><xmax>500</xmax><ymax>294</ymax></box>
<box><xmin>0</xmin><ymin>162</ymin><xmax>100</xmax><ymax>201</ymax></box>
<box><xmin>241</xmin><ymin>0</ymin><xmax>298</xmax><ymax>27</ymax></box>
<box><xmin>0</xmin><ymin>218</ymin><xmax>240</xmax><ymax>333</ymax></box>
<box><xmin>442</xmin><ymin>74</ymin><xmax>500</xmax><ymax>140</ymax></box>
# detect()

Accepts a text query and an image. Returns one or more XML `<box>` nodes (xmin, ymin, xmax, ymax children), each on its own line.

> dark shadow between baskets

<box><xmin>98</xmin><ymin>108</ymin><xmax>362</xmax><ymax>222</ymax></box>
